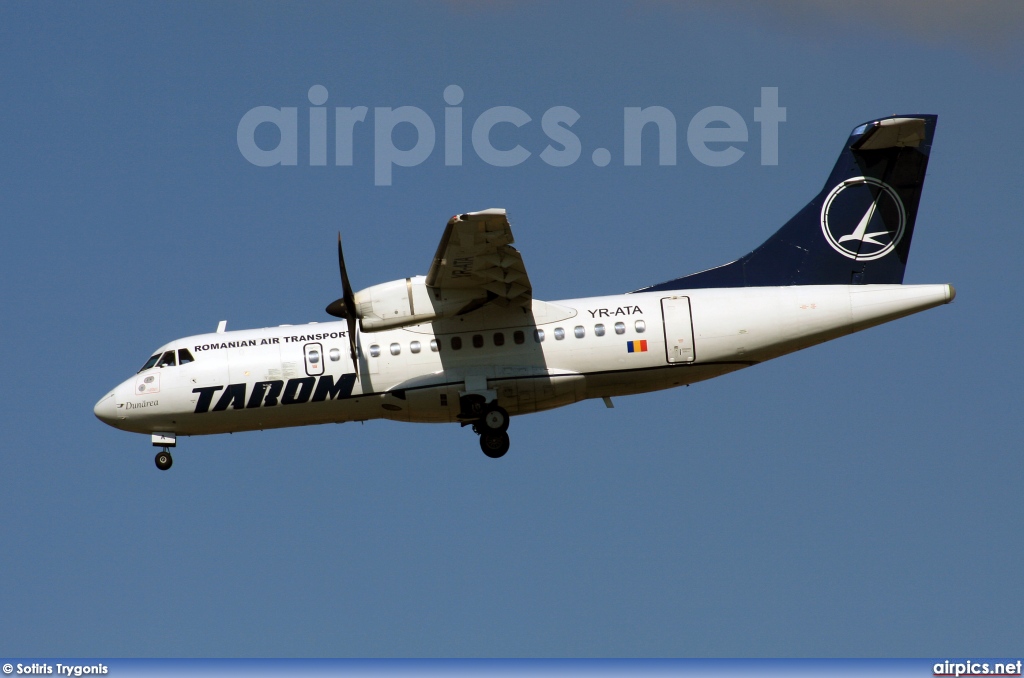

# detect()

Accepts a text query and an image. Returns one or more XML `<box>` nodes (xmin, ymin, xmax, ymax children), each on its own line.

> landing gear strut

<box><xmin>155</xmin><ymin>448</ymin><xmax>173</xmax><ymax>471</ymax></box>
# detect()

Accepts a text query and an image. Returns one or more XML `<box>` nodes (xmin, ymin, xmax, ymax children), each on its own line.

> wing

<box><xmin>425</xmin><ymin>208</ymin><xmax>532</xmax><ymax>311</ymax></box>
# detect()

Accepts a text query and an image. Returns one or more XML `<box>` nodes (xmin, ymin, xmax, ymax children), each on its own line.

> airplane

<box><xmin>95</xmin><ymin>114</ymin><xmax>954</xmax><ymax>470</ymax></box>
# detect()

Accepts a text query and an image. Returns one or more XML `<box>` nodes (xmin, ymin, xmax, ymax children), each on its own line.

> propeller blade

<box><xmin>346</xmin><ymin>314</ymin><xmax>359</xmax><ymax>378</ymax></box>
<box><xmin>336</xmin><ymin>233</ymin><xmax>360</xmax><ymax>378</ymax></box>
<box><xmin>338</xmin><ymin>233</ymin><xmax>355</xmax><ymax>311</ymax></box>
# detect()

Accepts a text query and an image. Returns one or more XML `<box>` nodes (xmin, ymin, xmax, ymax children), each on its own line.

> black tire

<box><xmin>481</xmin><ymin>405</ymin><xmax>510</xmax><ymax>433</ymax></box>
<box><xmin>459</xmin><ymin>394</ymin><xmax>487</xmax><ymax>418</ymax></box>
<box><xmin>479</xmin><ymin>431</ymin><xmax>510</xmax><ymax>458</ymax></box>
<box><xmin>155</xmin><ymin>450</ymin><xmax>173</xmax><ymax>471</ymax></box>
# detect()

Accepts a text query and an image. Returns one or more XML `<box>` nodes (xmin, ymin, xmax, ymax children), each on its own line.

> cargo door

<box><xmin>661</xmin><ymin>296</ymin><xmax>695</xmax><ymax>363</ymax></box>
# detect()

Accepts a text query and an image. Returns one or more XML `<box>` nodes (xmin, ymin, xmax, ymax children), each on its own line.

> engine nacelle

<box><xmin>354</xmin><ymin>276</ymin><xmax>480</xmax><ymax>331</ymax></box>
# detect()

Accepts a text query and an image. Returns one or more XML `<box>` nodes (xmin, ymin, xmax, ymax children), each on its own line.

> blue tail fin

<box><xmin>637</xmin><ymin>115</ymin><xmax>937</xmax><ymax>291</ymax></box>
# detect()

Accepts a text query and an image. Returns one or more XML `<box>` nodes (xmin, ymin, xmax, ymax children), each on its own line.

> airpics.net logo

<box><xmin>236</xmin><ymin>85</ymin><xmax>786</xmax><ymax>185</ymax></box>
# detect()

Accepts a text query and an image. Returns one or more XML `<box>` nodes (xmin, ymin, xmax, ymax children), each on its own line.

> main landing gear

<box><xmin>461</xmin><ymin>395</ymin><xmax>511</xmax><ymax>458</ymax></box>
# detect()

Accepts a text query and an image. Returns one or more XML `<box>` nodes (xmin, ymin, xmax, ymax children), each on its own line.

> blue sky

<box><xmin>1</xmin><ymin>1</ymin><xmax>1023</xmax><ymax>658</ymax></box>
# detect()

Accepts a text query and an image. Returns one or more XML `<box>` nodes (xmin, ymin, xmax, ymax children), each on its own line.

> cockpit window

<box><xmin>178</xmin><ymin>348</ymin><xmax>195</xmax><ymax>365</ymax></box>
<box><xmin>139</xmin><ymin>354</ymin><xmax>160</xmax><ymax>372</ymax></box>
<box><xmin>156</xmin><ymin>351</ymin><xmax>176</xmax><ymax>368</ymax></box>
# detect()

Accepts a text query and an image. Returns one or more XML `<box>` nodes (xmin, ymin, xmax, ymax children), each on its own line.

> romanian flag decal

<box><xmin>626</xmin><ymin>340</ymin><xmax>648</xmax><ymax>353</ymax></box>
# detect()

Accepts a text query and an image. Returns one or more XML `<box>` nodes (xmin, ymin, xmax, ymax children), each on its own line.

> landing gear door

<box><xmin>661</xmin><ymin>296</ymin><xmax>695</xmax><ymax>363</ymax></box>
<box><xmin>303</xmin><ymin>342</ymin><xmax>325</xmax><ymax>376</ymax></box>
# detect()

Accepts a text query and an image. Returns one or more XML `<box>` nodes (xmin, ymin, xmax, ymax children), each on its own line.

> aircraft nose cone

<box><xmin>94</xmin><ymin>392</ymin><xmax>119</xmax><ymax>425</ymax></box>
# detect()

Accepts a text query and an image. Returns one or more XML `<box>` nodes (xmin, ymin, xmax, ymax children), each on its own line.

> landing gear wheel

<box><xmin>459</xmin><ymin>394</ymin><xmax>487</xmax><ymax>419</ymax></box>
<box><xmin>481</xmin><ymin>405</ymin><xmax>510</xmax><ymax>433</ymax></box>
<box><xmin>155</xmin><ymin>449</ymin><xmax>173</xmax><ymax>471</ymax></box>
<box><xmin>479</xmin><ymin>431</ymin><xmax>510</xmax><ymax>458</ymax></box>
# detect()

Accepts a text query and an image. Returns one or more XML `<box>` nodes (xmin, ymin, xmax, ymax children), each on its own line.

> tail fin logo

<box><xmin>820</xmin><ymin>177</ymin><xmax>906</xmax><ymax>261</ymax></box>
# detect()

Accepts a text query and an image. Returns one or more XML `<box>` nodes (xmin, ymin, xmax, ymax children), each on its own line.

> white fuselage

<box><xmin>94</xmin><ymin>284</ymin><xmax>953</xmax><ymax>437</ymax></box>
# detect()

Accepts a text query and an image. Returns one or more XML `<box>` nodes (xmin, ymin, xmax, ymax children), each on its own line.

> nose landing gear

<box><xmin>155</xmin><ymin>448</ymin><xmax>173</xmax><ymax>471</ymax></box>
<box><xmin>151</xmin><ymin>432</ymin><xmax>176</xmax><ymax>471</ymax></box>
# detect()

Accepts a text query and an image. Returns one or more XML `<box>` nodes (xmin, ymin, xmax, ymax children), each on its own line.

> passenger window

<box><xmin>369</xmin><ymin>344</ymin><xmax>381</xmax><ymax>358</ymax></box>
<box><xmin>329</xmin><ymin>348</ymin><xmax>341</xmax><ymax>361</ymax></box>
<box><xmin>635</xmin><ymin>319</ymin><xmax>646</xmax><ymax>333</ymax></box>
<box><xmin>140</xmin><ymin>354</ymin><xmax>160</xmax><ymax>372</ymax></box>
<box><xmin>410</xmin><ymin>341</ymin><xmax>421</xmax><ymax>354</ymax></box>
<box><xmin>156</xmin><ymin>351</ymin><xmax>176</xmax><ymax>368</ymax></box>
<box><xmin>594</xmin><ymin>324</ymin><xmax>606</xmax><ymax>337</ymax></box>
<box><xmin>451</xmin><ymin>336</ymin><xmax>462</xmax><ymax>350</ymax></box>
<box><xmin>534</xmin><ymin>329</ymin><xmax>545</xmax><ymax>343</ymax></box>
<box><xmin>614</xmin><ymin>322</ymin><xmax>626</xmax><ymax>335</ymax></box>
<box><xmin>390</xmin><ymin>343</ymin><xmax>401</xmax><ymax>356</ymax></box>
<box><xmin>513</xmin><ymin>330</ymin><xmax>525</xmax><ymax>345</ymax></box>
<box><xmin>178</xmin><ymin>349</ymin><xmax>195</xmax><ymax>365</ymax></box>
<box><xmin>472</xmin><ymin>334</ymin><xmax>484</xmax><ymax>349</ymax></box>
<box><xmin>574</xmin><ymin>326</ymin><xmax>585</xmax><ymax>339</ymax></box>
<box><xmin>554</xmin><ymin>327</ymin><xmax>565</xmax><ymax>340</ymax></box>
<box><xmin>493</xmin><ymin>332</ymin><xmax>505</xmax><ymax>347</ymax></box>
<box><xmin>308</xmin><ymin>349</ymin><xmax>321</xmax><ymax>364</ymax></box>
<box><xmin>430</xmin><ymin>339</ymin><xmax>439</xmax><ymax>352</ymax></box>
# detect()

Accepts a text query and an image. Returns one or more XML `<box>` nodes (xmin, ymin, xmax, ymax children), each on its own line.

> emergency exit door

<box><xmin>661</xmin><ymin>297</ymin><xmax>695</xmax><ymax>363</ymax></box>
<box><xmin>303</xmin><ymin>342</ymin><xmax>325</xmax><ymax>376</ymax></box>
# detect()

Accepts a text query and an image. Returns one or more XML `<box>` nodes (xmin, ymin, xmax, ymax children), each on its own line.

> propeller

<box><xmin>325</xmin><ymin>232</ymin><xmax>360</xmax><ymax>377</ymax></box>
